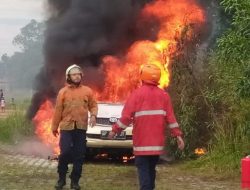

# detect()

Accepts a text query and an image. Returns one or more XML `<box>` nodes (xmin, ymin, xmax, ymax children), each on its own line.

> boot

<box><xmin>55</xmin><ymin>179</ymin><xmax>66</xmax><ymax>190</ymax></box>
<box><xmin>70</xmin><ymin>180</ymin><xmax>81</xmax><ymax>190</ymax></box>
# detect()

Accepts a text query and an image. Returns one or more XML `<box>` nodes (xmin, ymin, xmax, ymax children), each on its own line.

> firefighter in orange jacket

<box><xmin>52</xmin><ymin>64</ymin><xmax>98</xmax><ymax>190</ymax></box>
<box><xmin>109</xmin><ymin>64</ymin><xmax>184</xmax><ymax>190</ymax></box>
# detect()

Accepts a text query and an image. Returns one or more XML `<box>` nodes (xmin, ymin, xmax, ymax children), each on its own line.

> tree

<box><xmin>12</xmin><ymin>19</ymin><xmax>45</xmax><ymax>51</ymax></box>
<box><xmin>3</xmin><ymin>20</ymin><xmax>45</xmax><ymax>91</ymax></box>
<box><xmin>1</xmin><ymin>54</ymin><xmax>9</xmax><ymax>62</ymax></box>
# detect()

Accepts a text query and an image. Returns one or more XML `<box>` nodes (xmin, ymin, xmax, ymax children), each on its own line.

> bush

<box><xmin>0</xmin><ymin>110</ymin><xmax>33</xmax><ymax>143</ymax></box>
<box><xmin>191</xmin><ymin>0</ymin><xmax>250</xmax><ymax>173</ymax></box>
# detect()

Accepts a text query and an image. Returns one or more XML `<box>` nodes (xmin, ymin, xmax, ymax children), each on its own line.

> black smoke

<box><xmin>27</xmin><ymin>0</ymin><xmax>157</xmax><ymax>119</ymax></box>
<box><xmin>27</xmin><ymin>0</ymin><xmax>222</xmax><ymax>119</ymax></box>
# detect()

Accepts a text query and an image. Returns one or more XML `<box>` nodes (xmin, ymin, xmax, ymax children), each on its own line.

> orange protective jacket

<box><xmin>51</xmin><ymin>84</ymin><xmax>98</xmax><ymax>131</ymax></box>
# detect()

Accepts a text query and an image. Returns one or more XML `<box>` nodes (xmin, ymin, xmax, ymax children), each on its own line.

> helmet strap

<box><xmin>67</xmin><ymin>74</ymin><xmax>82</xmax><ymax>86</ymax></box>
<box><xmin>142</xmin><ymin>80</ymin><xmax>158</xmax><ymax>86</ymax></box>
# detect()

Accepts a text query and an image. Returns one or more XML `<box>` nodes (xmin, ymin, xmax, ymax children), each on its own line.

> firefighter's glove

<box><xmin>177</xmin><ymin>136</ymin><xmax>185</xmax><ymax>150</ymax></box>
<box><xmin>52</xmin><ymin>129</ymin><xmax>59</xmax><ymax>137</ymax></box>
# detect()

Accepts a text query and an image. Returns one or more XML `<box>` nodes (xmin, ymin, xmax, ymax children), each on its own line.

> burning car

<box><xmin>86</xmin><ymin>102</ymin><xmax>133</xmax><ymax>158</ymax></box>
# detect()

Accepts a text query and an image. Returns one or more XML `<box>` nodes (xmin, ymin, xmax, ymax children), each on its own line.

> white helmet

<box><xmin>65</xmin><ymin>64</ymin><xmax>83</xmax><ymax>80</ymax></box>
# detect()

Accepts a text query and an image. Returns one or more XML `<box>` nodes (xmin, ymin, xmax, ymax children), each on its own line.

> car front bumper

<box><xmin>87</xmin><ymin>138</ymin><xmax>133</xmax><ymax>148</ymax></box>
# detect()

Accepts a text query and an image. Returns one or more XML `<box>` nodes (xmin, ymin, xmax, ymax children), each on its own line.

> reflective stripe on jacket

<box><xmin>112</xmin><ymin>83</ymin><xmax>182</xmax><ymax>155</ymax></box>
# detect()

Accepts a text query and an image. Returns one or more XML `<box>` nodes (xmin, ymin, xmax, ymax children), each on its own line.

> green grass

<box><xmin>0</xmin><ymin>159</ymin><xmax>240</xmax><ymax>190</ymax></box>
<box><xmin>0</xmin><ymin>110</ymin><xmax>33</xmax><ymax>143</ymax></box>
<box><xmin>181</xmin><ymin>137</ymin><xmax>245</xmax><ymax>178</ymax></box>
<box><xmin>183</xmin><ymin>121</ymin><xmax>250</xmax><ymax>177</ymax></box>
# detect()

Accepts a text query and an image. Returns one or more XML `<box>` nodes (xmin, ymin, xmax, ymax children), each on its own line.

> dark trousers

<box><xmin>58</xmin><ymin>129</ymin><xmax>86</xmax><ymax>183</ymax></box>
<box><xmin>135</xmin><ymin>155</ymin><xmax>159</xmax><ymax>190</ymax></box>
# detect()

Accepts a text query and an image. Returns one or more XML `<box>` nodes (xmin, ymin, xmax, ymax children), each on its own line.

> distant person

<box><xmin>52</xmin><ymin>64</ymin><xmax>98</xmax><ymax>190</ymax></box>
<box><xmin>1</xmin><ymin>97</ymin><xmax>5</xmax><ymax>113</ymax></box>
<box><xmin>109</xmin><ymin>64</ymin><xmax>185</xmax><ymax>190</ymax></box>
<box><xmin>0</xmin><ymin>89</ymin><xmax>3</xmax><ymax>99</ymax></box>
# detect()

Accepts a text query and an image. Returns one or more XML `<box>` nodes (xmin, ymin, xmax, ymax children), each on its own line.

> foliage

<box><xmin>0</xmin><ymin>20</ymin><xmax>44</xmax><ymax>90</ymax></box>
<box><xmin>167</xmin><ymin>2</ymin><xmax>250</xmax><ymax>174</ymax></box>
<box><xmin>237</xmin><ymin>66</ymin><xmax>250</xmax><ymax>98</ymax></box>
<box><xmin>0</xmin><ymin>110</ymin><xmax>33</xmax><ymax>143</ymax></box>
<box><xmin>193</xmin><ymin>0</ymin><xmax>250</xmax><ymax>172</ymax></box>
<box><xmin>12</xmin><ymin>19</ymin><xmax>45</xmax><ymax>51</ymax></box>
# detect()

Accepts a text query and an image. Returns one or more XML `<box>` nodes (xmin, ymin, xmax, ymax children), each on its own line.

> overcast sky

<box><xmin>0</xmin><ymin>0</ymin><xmax>45</xmax><ymax>56</ymax></box>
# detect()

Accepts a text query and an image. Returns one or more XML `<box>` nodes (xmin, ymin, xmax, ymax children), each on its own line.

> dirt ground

<box><xmin>0</xmin><ymin>143</ymin><xmax>241</xmax><ymax>190</ymax></box>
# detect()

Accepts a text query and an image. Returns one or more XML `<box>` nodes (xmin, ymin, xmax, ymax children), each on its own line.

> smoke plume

<box><xmin>15</xmin><ymin>137</ymin><xmax>53</xmax><ymax>158</ymax></box>
<box><xmin>28</xmin><ymin>0</ymin><xmax>156</xmax><ymax>119</ymax></box>
<box><xmin>28</xmin><ymin>0</ymin><xmax>221</xmax><ymax>119</ymax></box>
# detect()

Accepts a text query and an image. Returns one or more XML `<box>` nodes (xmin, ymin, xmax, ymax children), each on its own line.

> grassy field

<box><xmin>0</xmin><ymin>153</ymin><xmax>241</xmax><ymax>190</ymax></box>
<box><xmin>0</xmin><ymin>105</ymin><xmax>242</xmax><ymax>189</ymax></box>
<box><xmin>0</xmin><ymin>99</ymin><xmax>33</xmax><ymax>143</ymax></box>
<box><xmin>0</xmin><ymin>110</ymin><xmax>33</xmax><ymax>143</ymax></box>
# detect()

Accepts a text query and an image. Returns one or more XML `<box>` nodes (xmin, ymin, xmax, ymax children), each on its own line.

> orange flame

<box><xmin>123</xmin><ymin>155</ymin><xmax>135</xmax><ymax>163</ymax></box>
<box><xmin>34</xmin><ymin>0</ymin><xmax>205</xmax><ymax>153</ymax></box>
<box><xmin>195</xmin><ymin>148</ymin><xmax>206</xmax><ymax>156</ymax></box>
<box><xmin>33</xmin><ymin>100</ymin><xmax>59</xmax><ymax>154</ymax></box>
<box><xmin>98</xmin><ymin>0</ymin><xmax>205</xmax><ymax>102</ymax></box>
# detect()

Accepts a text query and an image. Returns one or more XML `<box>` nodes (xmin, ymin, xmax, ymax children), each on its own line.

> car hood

<box><xmin>96</xmin><ymin>103</ymin><xmax>124</xmax><ymax>118</ymax></box>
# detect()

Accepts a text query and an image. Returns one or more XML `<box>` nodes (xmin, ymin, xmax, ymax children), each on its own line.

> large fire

<box><xmin>98</xmin><ymin>0</ymin><xmax>205</xmax><ymax>102</ymax></box>
<box><xmin>34</xmin><ymin>0</ymin><xmax>205</xmax><ymax>154</ymax></box>
<box><xmin>33</xmin><ymin>100</ymin><xmax>59</xmax><ymax>154</ymax></box>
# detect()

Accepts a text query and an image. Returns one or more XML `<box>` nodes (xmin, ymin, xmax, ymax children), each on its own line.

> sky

<box><xmin>0</xmin><ymin>0</ymin><xmax>45</xmax><ymax>57</ymax></box>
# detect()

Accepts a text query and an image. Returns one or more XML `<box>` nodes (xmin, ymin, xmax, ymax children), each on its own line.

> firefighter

<box><xmin>109</xmin><ymin>64</ymin><xmax>185</xmax><ymax>190</ymax></box>
<box><xmin>51</xmin><ymin>64</ymin><xmax>98</xmax><ymax>190</ymax></box>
